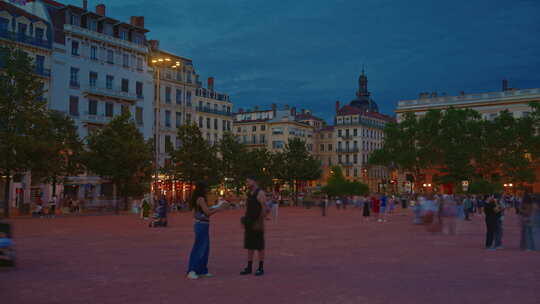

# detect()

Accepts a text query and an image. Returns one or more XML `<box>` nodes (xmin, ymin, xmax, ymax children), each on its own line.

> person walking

<box><xmin>240</xmin><ymin>176</ymin><xmax>268</xmax><ymax>276</ymax></box>
<box><xmin>484</xmin><ymin>197</ymin><xmax>502</xmax><ymax>250</ymax></box>
<box><xmin>48</xmin><ymin>195</ymin><xmax>57</xmax><ymax>217</ymax></box>
<box><xmin>362</xmin><ymin>196</ymin><xmax>370</xmax><ymax>221</ymax></box>
<box><xmin>271</xmin><ymin>193</ymin><xmax>279</xmax><ymax>222</ymax></box>
<box><xmin>187</xmin><ymin>182</ymin><xmax>226</xmax><ymax>280</ymax></box>
<box><xmin>379</xmin><ymin>194</ymin><xmax>387</xmax><ymax>222</ymax></box>
<box><xmin>519</xmin><ymin>193</ymin><xmax>536</xmax><ymax>251</ymax></box>
<box><xmin>464</xmin><ymin>195</ymin><xmax>472</xmax><ymax>221</ymax></box>
<box><xmin>141</xmin><ymin>198</ymin><xmax>151</xmax><ymax>220</ymax></box>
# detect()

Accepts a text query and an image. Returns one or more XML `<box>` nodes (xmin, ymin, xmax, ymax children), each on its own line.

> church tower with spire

<box><xmin>349</xmin><ymin>69</ymin><xmax>378</xmax><ymax>113</ymax></box>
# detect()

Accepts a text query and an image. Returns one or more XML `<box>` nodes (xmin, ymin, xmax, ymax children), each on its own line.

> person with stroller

<box><xmin>149</xmin><ymin>196</ymin><xmax>168</xmax><ymax>227</ymax></box>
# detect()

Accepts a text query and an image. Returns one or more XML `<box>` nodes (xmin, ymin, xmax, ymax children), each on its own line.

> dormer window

<box><xmin>120</xmin><ymin>30</ymin><xmax>128</xmax><ymax>40</ymax></box>
<box><xmin>89</xmin><ymin>20</ymin><xmax>97</xmax><ymax>31</ymax></box>
<box><xmin>70</xmin><ymin>14</ymin><xmax>80</xmax><ymax>26</ymax></box>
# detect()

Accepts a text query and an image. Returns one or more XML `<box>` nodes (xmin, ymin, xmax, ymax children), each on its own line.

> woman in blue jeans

<box><xmin>187</xmin><ymin>182</ymin><xmax>226</xmax><ymax>280</ymax></box>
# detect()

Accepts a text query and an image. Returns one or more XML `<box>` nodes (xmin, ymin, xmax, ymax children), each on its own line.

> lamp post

<box><xmin>503</xmin><ymin>183</ymin><xmax>514</xmax><ymax>193</ymax></box>
<box><xmin>150</xmin><ymin>57</ymin><xmax>180</xmax><ymax>205</ymax></box>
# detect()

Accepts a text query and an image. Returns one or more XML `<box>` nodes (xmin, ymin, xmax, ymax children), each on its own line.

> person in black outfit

<box><xmin>240</xmin><ymin>176</ymin><xmax>268</xmax><ymax>276</ymax></box>
<box><xmin>484</xmin><ymin>197</ymin><xmax>502</xmax><ymax>250</ymax></box>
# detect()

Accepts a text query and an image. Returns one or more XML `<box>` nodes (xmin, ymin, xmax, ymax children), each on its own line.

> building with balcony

<box><xmin>331</xmin><ymin>71</ymin><xmax>393</xmax><ymax>191</ymax></box>
<box><xmin>194</xmin><ymin>77</ymin><xmax>234</xmax><ymax>146</ymax></box>
<box><xmin>0</xmin><ymin>0</ymin><xmax>53</xmax><ymax>102</ymax></box>
<box><xmin>234</xmin><ymin>105</ymin><xmax>316</xmax><ymax>153</ymax></box>
<box><xmin>47</xmin><ymin>3</ymin><xmax>153</xmax><ymax>140</ymax></box>
<box><xmin>149</xmin><ymin>40</ymin><xmax>200</xmax><ymax>167</ymax></box>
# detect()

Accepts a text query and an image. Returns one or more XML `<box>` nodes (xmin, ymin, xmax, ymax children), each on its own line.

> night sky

<box><xmin>64</xmin><ymin>0</ymin><xmax>540</xmax><ymax>122</ymax></box>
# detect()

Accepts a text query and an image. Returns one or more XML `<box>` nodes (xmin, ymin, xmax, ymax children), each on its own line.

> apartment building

<box><xmin>234</xmin><ymin>105</ymin><xmax>316</xmax><ymax>153</ymax></box>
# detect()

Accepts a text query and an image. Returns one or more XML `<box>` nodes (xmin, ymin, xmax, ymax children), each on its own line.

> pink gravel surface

<box><xmin>1</xmin><ymin>207</ymin><xmax>539</xmax><ymax>304</ymax></box>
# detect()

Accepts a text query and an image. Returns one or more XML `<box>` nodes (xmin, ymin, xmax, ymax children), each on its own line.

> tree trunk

<box><xmin>52</xmin><ymin>177</ymin><xmax>57</xmax><ymax>198</ymax></box>
<box><xmin>124</xmin><ymin>195</ymin><xmax>129</xmax><ymax>211</ymax></box>
<box><xmin>113</xmin><ymin>183</ymin><xmax>119</xmax><ymax>214</ymax></box>
<box><xmin>3</xmin><ymin>171</ymin><xmax>10</xmax><ymax>218</ymax></box>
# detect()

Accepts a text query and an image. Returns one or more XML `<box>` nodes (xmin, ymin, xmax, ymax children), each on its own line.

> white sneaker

<box><xmin>186</xmin><ymin>271</ymin><xmax>199</xmax><ymax>280</ymax></box>
<box><xmin>200</xmin><ymin>273</ymin><xmax>214</xmax><ymax>278</ymax></box>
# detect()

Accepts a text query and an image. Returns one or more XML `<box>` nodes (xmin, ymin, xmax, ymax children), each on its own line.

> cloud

<box><xmin>62</xmin><ymin>0</ymin><xmax>540</xmax><ymax>122</ymax></box>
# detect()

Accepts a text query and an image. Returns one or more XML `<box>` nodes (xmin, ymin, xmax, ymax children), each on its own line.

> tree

<box><xmin>168</xmin><ymin>124</ymin><xmax>220</xmax><ymax>192</ymax></box>
<box><xmin>83</xmin><ymin>112</ymin><xmax>153</xmax><ymax>213</ymax></box>
<box><xmin>0</xmin><ymin>47</ymin><xmax>48</xmax><ymax>217</ymax></box>
<box><xmin>31</xmin><ymin>111</ymin><xmax>83</xmax><ymax>197</ymax></box>
<box><xmin>275</xmin><ymin>138</ymin><xmax>322</xmax><ymax>202</ymax></box>
<box><xmin>243</xmin><ymin>148</ymin><xmax>274</xmax><ymax>190</ymax></box>
<box><xmin>218</xmin><ymin>132</ymin><xmax>249</xmax><ymax>193</ymax></box>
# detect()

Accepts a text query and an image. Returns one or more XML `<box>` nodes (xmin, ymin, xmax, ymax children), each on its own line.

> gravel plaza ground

<box><xmin>1</xmin><ymin>206</ymin><xmax>539</xmax><ymax>304</ymax></box>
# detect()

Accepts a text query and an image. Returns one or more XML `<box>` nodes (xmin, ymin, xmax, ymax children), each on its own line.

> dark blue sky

<box><xmin>66</xmin><ymin>0</ymin><xmax>540</xmax><ymax>122</ymax></box>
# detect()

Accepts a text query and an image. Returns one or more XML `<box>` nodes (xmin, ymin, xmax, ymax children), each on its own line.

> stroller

<box><xmin>148</xmin><ymin>204</ymin><xmax>168</xmax><ymax>228</ymax></box>
<box><xmin>0</xmin><ymin>221</ymin><xmax>15</xmax><ymax>267</ymax></box>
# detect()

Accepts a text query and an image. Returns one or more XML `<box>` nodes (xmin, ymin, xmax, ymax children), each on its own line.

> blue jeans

<box><xmin>520</xmin><ymin>224</ymin><xmax>535</xmax><ymax>250</ymax></box>
<box><xmin>495</xmin><ymin>217</ymin><xmax>503</xmax><ymax>247</ymax></box>
<box><xmin>188</xmin><ymin>222</ymin><xmax>210</xmax><ymax>275</ymax></box>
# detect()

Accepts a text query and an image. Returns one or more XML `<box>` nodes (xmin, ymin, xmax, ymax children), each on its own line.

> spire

<box><xmin>357</xmin><ymin>67</ymin><xmax>369</xmax><ymax>98</ymax></box>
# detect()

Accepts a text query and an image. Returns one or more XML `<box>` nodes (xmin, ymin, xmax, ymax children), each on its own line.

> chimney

<box><xmin>301</xmin><ymin>108</ymin><xmax>305</xmax><ymax>114</ymax></box>
<box><xmin>271</xmin><ymin>103</ymin><xmax>277</xmax><ymax>116</ymax></box>
<box><xmin>291</xmin><ymin>107</ymin><xmax>296</xmax><ymax>116</ymax></box>
<box><xmin>335</xmin><ymin>100</ymin><xmax>340</xmax><ymax>113</ymax></box>
<box><xmin>130</xmin><ymin>16</ymin><xmax>145</xmax><ymax>28</ymax></box>
<box><xmin>502</xmin><ymin>79</ymin><xmax>509</xmax><ymax>91</ymax></box>
<box><xmin>149</xmin><ymin>40</ymin><xmax>159</xmax><ymax>50</ymax></box>
<box><xmin>208</xmin><ymin>77</ymin><xmax>214</xmax><ymax>91</ymax></box>
<box><xmin>254</xmin><ymin>106</ymin><xmax>259</xmax><ymax>111</ymax></box>
<box><xmin>83</xmin><ymin>0</ymin><xmax>88</xmax><ymax>10</ymax></box>
<box><xmin>96</xmin><ymin>4</ymin><xmax>106</xmax><ymax>16</ymax></box>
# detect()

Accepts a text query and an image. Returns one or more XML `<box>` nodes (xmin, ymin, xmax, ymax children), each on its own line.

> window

<box><xmin>121</xmin><ymin>79</ymin><xmax>129</xmax><ymax>93</ymax></box>
<box><xmin>36</xmin><ymin>55</ymin><xmax>44</xmax><ymax>73</ymax></box>
<box><xmin>70</xmin><ymin>67</ymin><xmax>79</xmax><ymax>87</ymax></box>
<box><xmin>176</xmin><ymin>89</ymin><xmax>182</xmax><ymax>104</ymax></box>
<box><xmin>71</xmin><ymin>41</ymin><xmax>79</xmax><ymax>56</ymax></box>
<box><xmin>176</xmin><ymin>112</ymin><xmax>182</xmax><ymax>127</ymax></box>
<box><xmin>353</xmin><ymin>154</ymin><xmax>358</xmax><ymax>164</ymax></box>
<box><xmin>107</xmin><ymin>50</ymin><xmax>114</xmax><ymax>64</ymax></box>
<box><xmin>252</xmin><ymin>135</ymin><xmax>257</xmax><ymax>144</ymax></box>
<box><xmin>106</xmin><ymin>75</ymin><xmax>114</xmax><ymax>90</ymax></box>
<box><xmin>89</xmin><ymin>19</ymin><xmax>97</xmax><ymax>31</ymax></box>
<box><xmin>122</xmin><ymin>54</ymin><xmax>129</xmax><ymax>68</ymax></box>
<box><xmin>165</xmin><ymin>110</ymin><xmax>171</xmax><ymax>127</ymax></box>
<box><xmin>206</xmin><ymin>118</ymin><xmax>211</xmax><ymax>129</ymax></box>
<box><xmin>0</xmin><ymin>18</ymin><xmax>9</xmax><ymax>32</ymax></box>
<box><xmin>121</xmin><ymin>105</ymin><xmax>130</xmax><ymax>115</ymax></box>
<box><xmin>186</xmin><ymin>91</ymin><xmax>192</xmax><ymax>105</ymax></box>
<box><xmin>88</xmin><ymin>99</ymin><xmax>97</xmax><ymax>115</ymax></box>
<box><xmin>187</xmin><ymin>73</ymin><xmax>192</xmax><ymax>83</ymax></box>
<box><xmin>165</xmin><ymin>135</ymin><xmax>172</xmax><ymax>152</ymax></box>
<box><xmin>258</xmin><ymin>134</ymin><xmax>265</xmax><ymax>144</ymax></box>
<box><xmin>198</xmin><ymin>117</ymin><xmax>203</xmax><ymax>128</ymax></box>
<box><xmin>227</xmin><ymin>121</ymin><xmax>231</xmax><ymax>131</ymax></box>
<box><xmin>214</xmin><ymin>118</ymin><xmax>218</xmax><ymax>130</ymax></box>
<box><xmin>136</xmin><ymin>82</ymin><xmax>143</xmax><ymax>98</ymax></box>
<box><xmin>90</xmin><ymin>46</ymin><xmax>97</xmax><ymax>60</ymax></box>
<box><xmin>89</xmin><ymin>72</ymin><xmax>97</xmax><ymax>88</ymax></box>
<box><xmin>105</xmin><ymin>103</ymin><xmax>114</xmax><ymax>117</ymax></box>
<box><xmin>272</xmin><ymin>127</ymin><xmax>283</xmax><ymax>135</ymax></box>
<box><xmin>261</xmin><ymin>125</ymin><xmax>266</xmax><ymax>131</ymax></box>
<box><xmin>136</xmin><ymin>107</ymin><xmax>143</xmax><ymax>125</ymax></box>
<box><xmin>69</xmin><ymin>96</ymin><xmax>79</xmax><ymax>116</ymax></box>
<box><xmin>353</xmin><ymin>129</ymin><xmax>357</xmax><ymax>136</ymax></box>
<box><xmin>272</xmin><ymin>141</ymin><xmax>284</xmax><ymax>149</ymax></box>
<box><xmin>186</xmin><ymin>113</ymin><xmax>191</xmax><ymax>123</ymax></box>
<box><xmin>17</xmin><ymin>23</ymin><xmax>27</xmax><ymax>36</ymax></box>
<box><xmin>120</xmin><ymin>31</ymin><xmax>128</xmax><ymax>40</ymax></box>
<box><xmin>338</xmin><ymin>129</ymin><xmax>342</xmax><ymax>137</ymax></box>
<box><xmin>165</xmin><ymin>87</ymin><xmax>171</xmax><ymax>103</ymax></box>
<box><xmin>252</xmin><ymin>126</ymin><xmax>257</xmax><ymax>132</ymax></box>
<box><xmin>70</xmin><ymin>14</ymin><xmax>80</xmax><ymax>26</ymax></box>
<box><xmin>137</xmin><ymin>58</ymin><xmax>143</xmax><ymax>71</ymax></box>
<box><xmin>320</xmin><ymin>144</ymin><xmax>325</xmax><ymax>152</ymax></box>
<box><xmin>354</xmin><ymin>168</ymin><xmax>358</xmax><ymax>177</ymax></box>
<box><xmin>328</xmin><ymin>144</ymin><xmax>333</xmax><ymax>151</ymax></box>
<box><xmin>104</xmin><ymin>23</ymin><xmax>113</xmax><ymax>35</ymax></box>
<box><xmin>35</xmin><ymin>28</ymin><xmax>44</xmax><ymax>41</ymax></box>
<box><xmin>222</xmin><ymin>119</ymin><xmax>226</xmax><ymax>131</ymax></box>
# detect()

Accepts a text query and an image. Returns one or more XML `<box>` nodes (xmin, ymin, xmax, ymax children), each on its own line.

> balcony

<box><xmin>339</xmin><ymin>162</ymin><xmax>354</xmax><ymax>167</ymax></box>
<box><xmin>63</xmin><ymin>24</ymin><xmax>147</xmax><ymax>54</ymax></box>
<box><xmin>196</xmin><ymin>106</ymin><xmax>233</xmax><ymax>116</ymax></box>
<box><xmin>338</xmin><ymin>134</ymin><xmax>354</xmax><ymax>140</ymax></box>
<box><xmin>81</xmin><ymin>112</ymin><xmax>112</xmax><ymax>125</ymax></box>
<box><xmin>82</xmin><ymin>86</ymin><xmax>138</xmax><ymax>103</ymax></box>
<box><xmin>337</xmin><ymin>147</ymin><xmax>360</xmax><ymax>153</ymax></box>
<box><xmin>0</xmin><ymin>30</ymin><xmax>52</xmax><ymax>49</ymax></box>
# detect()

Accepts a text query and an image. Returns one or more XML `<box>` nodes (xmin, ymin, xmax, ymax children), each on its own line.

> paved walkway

<box><xmin>1</xmin><ymin>207</ymin><xmax>539</xmax><ymax>304</ymax></box>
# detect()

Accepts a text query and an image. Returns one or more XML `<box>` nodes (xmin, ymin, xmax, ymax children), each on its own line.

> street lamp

<box><xmin>150</xmin><ymin>57</ymin><xmax>181</xmax><ymax>205</ymax></box>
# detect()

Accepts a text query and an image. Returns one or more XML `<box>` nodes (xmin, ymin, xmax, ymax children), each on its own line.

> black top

<box><xmin>245</xmin><ymin>188</ymin><xmax>262</xmax><ymax>223</ymax></box>
<box><xmin>484</xmin><ymin>201</ymin><xmax>502</xmax><ymax>219</ymax></box>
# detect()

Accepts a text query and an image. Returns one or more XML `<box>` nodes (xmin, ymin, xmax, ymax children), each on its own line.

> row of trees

<box><xmin>164</xmin><ymin>124</ymin><xmax>323</xmax><ymax>200</ymax></box>
<box><xmin>369</xmin><ymin>105</ymin><xmax>540</xmax><ymax>192</ymax></box>
<box><xmin>322</xmin><ymin>166</ymin><xmax>369</xmax><ymax>197</ymax></box>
